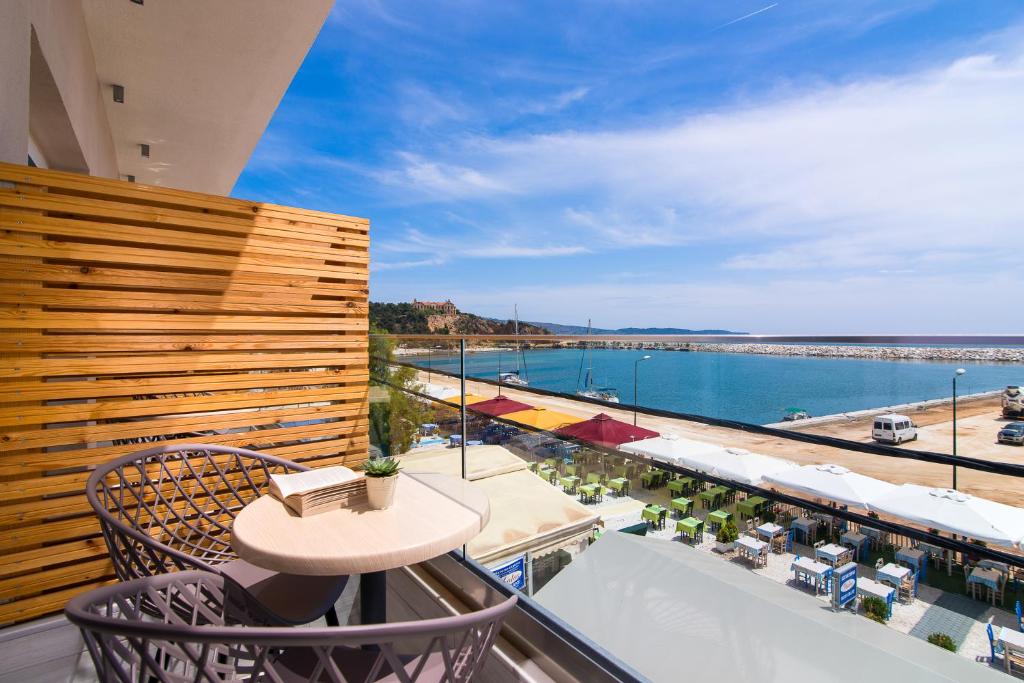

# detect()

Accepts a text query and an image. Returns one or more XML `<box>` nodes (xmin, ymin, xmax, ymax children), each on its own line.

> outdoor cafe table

<box><xmin>668</xmin><ymin>477</ymin><xmax>695</xmax><ymax>496</ymax></box>
<box><xmin>670</xmin><ymin>496</ymin><xmax>694</xmax><ymax>518</ymax></box>
<box><xmin>707</xmin><ymin>509</ymin><xmax>732</xmax><ymax>532</ymax></box>
<box><xmin>968</xmin><ymin>567</ymin><xmax>1004</xmax><ymax>605</ymax></box>
<box><xmin>564</xmin><ymin>463</ymin><xmax>581</xmax><ymax>477</ymax></box>
<box><xmin>896</xmin><ymin>547</ymin><xmax>928</xmax><ymax>581</ymax></box>
<box><xmin>840</xmin><ymin>531</ymin><xmax>869</xmax><ymax>562</ymax></box>
<box><xmin>1000</xmin><ymin>628</ymin><xmax>1024</xmax><ymax>674</ymax></box>
<box><xmin>640</xmin><ymin>471</ymin><xmax>659</xmax><ymax>489</ymax></box>
<box><xmin>560</xmin><ymin>475</ymin><xmax>581</xmax><ymax>495</ymax></box>
<box><xmin>736</xmin><ymin>536</ymin><xmax>769</xmax><ymax>567</ymax></box>
<box><xmin>816</xmin><ymin>543</ymin><xmax>853</xmax><ymax>568</ymax></box>
<box><xmin>917</xmin><ymin>541</ymin><xmax>951</xmax><ymax>575</ymax></box>
<box><xmin>607</xmin><ymin>477</ymin><xmax>629</xmax><ymax>496</ymax></box>
<box><xmin>791</xmin><ymin>557</ymin><xmax>833</xmax><ymax>594</ymax></box>
<box><xmin>699</xmin><ymin>485</ymin><xmax>728</xmax><ymax>509</ymax></box>
<box><xmin>642</xmin><ymin>504</ymin><xmax>667</xmax><ymax>530</ymax></box>
<box><xmin>676</xmin><ymin>516</ymin><xmax>704</xmax><ymax>545</ymax></box>
<box><xmin>860</xmin><ymin>526</ymin><xmax>888</xmax><ymax>550</ymax></box>
<box><xmin>736</xmin><ymin>495</ymin><xmax>768</xmax><ymax>520</ymax></box>
<box><xmin>790</xmin><ymin>517</ymin><xmax>818</xmax><ymax>545</ymax></box>
<box><xmin>877</xmin><ymin>563</ymin><xmax>915</xmax><ymax>603</ymax></box>
<box><xmin>856</xmin><ymin>578</ymin><xmax>895</xmax><ymax>618</ymax></box>
<box><xmin>757</xmin><ymin>522</ymin><xmax>785</xmax><ymax>550</ymax></box>
<box><xmin>232</xmin><ymin>471</ymin><xmax>489</xmax><ymax>624</ymax></box>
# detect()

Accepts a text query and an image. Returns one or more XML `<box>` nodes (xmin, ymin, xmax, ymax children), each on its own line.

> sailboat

<box><xmin>576</xmin><ymin>319</ymin><xmax>619</xmax><ymax>403</ymax></box>
<box><xmin>499</xmin><ymin>305</ymin><xmax>529</xmax><ymax>387</ymax></box>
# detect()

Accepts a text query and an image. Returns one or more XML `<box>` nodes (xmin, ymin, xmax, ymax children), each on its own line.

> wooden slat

<box><xmin>0</xmin><ymin>162</ymin><xmax>370</xmax><ymax>625</ymax></box>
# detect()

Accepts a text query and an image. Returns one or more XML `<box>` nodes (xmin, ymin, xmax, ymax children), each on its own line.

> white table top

<box><xmin>1000</xmin><ymin>627</ymin><xmax>1024</xmax><ymax>650</ymax></box>
<box><xmin>840</xmin><ymin>531</ymin><xmax>866</xmax><ymax>544</ymax></box>
<box><xmin>978</xmin><ymin>559</ymin><xmax>1010</xmax><ymax>575</ymax></box>
<box><xmin>816</xmin><ymin>543</ymin><xmax>850</xmax><ymax>559</ymax></box>
<box><xmin>791</xmin><ymin>517</ymin><xmax>817</xmax><ymax>530</ymax></box>
<box><xmin>792</xmin><ymin>557</ymin><xmax>831</xmax><ymax>576</ymax></box>
<box><xmin>877</xmin><ymin>563</ymin><xmax>911</xmax><ymax>584</ymax></box>
<box><xmin>231</xmin><ymin>471</ymin><xmax>490</xmax><ymax>576</ymax></box>
<box><xmin>757</xmin><ymin>522</ymin><xmax>783</xmax><ymax>536</ymax></box>
<box><xmin>736</xmin><ymin>536</ymin><xmax>768</xmax><ymax>553</ymax></box>
<box><xmin>856</xmin><ymin>578</ymin><xmax>895</xmax><ymax>600</ymax></box>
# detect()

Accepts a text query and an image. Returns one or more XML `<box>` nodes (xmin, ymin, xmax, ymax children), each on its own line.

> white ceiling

<box><xmin>82</xmin><ymin>0</ymin><xmax>332</xmax><ymax>195</ymax></box>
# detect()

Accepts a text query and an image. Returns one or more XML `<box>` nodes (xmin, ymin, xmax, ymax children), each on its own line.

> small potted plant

<box><xmin>363</xmin><ymin>456</ymin><xmax>401</xmax><ymax>510</ymax></box>
<box><xmin>715</xmin><ymin>519</ymin><xmax>739</xmax><ymax>553</ymax></box>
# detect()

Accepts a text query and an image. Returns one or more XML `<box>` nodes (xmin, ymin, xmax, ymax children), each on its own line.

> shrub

<box><xmin>716</xmin><ymin>519</ymin><xmax>739</xmax><ymax>544</ymax></box>
<box><xmin>927</xmin><ymin>632</ymin><xmax>957</xmax><ymax>652</ymax></box>
<box><xmin>862</xmin><ymin>596</ymin><xmax>888</xmax><ymax>622</ymax></box>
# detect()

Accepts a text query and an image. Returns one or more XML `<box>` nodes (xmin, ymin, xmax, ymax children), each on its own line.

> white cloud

<box><xmin>377</xmin><ymin>46</ymin><xmax>1024</xmax><ymax>274</ymax></box>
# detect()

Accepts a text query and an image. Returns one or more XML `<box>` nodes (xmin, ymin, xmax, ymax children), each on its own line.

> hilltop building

<box><xmin>412</xmin><ymin>298</ymin><xmax>458</xmax><ymax>315</ymax></box>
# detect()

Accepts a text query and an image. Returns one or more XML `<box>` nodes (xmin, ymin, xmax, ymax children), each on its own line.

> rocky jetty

<box><xmin>681</xmin><ymin>343</ymin><xmax>1024</xmax><ymax>362</ymax></box>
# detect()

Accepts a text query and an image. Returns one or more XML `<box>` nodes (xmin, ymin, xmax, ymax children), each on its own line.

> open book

<box><xmin>269</xmin><ymin>466</ymin><xmax>367</xmax><ymax>516</ymax></box>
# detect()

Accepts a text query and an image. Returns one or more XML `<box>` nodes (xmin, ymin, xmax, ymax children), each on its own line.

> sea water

<box><xmin>409</xmin><ymin>348</ymin><xmax>1023</xmax><ymax>425</ymax></box>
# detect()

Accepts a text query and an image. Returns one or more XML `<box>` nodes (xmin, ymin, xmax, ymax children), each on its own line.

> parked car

<box><xmin>997</xmin><ymin>422</ymin><xmax>1024</xmax><ymax>446</ymax></box>
<box><xmin>871</xmin><ymin>413</ymin><xmax>918</xmax><ymax>445</ymax></box>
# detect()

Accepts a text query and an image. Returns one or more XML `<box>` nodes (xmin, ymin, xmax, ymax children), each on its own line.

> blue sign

<box><xmin>491</xmin><ymin>555</ymin><xmax>527</xmax><ymax>591</ymax></box>
<box><xmin>835</xmin><ymin>562</ymin><xmax>858</xmax><ymax>608</ymax></box>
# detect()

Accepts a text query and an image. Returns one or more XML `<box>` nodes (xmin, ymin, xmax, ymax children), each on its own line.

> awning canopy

<box><xmin>533</xmin><ymin>531</ymin><xmax>1004</xmax><ymax>683</ymax></box>
<box><xmin>870</xmin><ymin>485</ymin><xmax>1024</xmax><ymax>549</ymax></box>
<box><xmin>553</xmin><ymin>413</ymin><xmax>659</xmax><ymax>448</ymax></box>
<box><xmin>442</xmin><ymin>393</ymin><xmax>490</xmax><ymax>406</ymax></box>
<box><xmin>467</xmin><ymin>395</ymin><xmax>534</xmax><ymax>417</ymax></box>
<box><xmin>623</xmin><ymin>436</ymin><xmax>796</xmax><ymax>486</ymax></box>
<box><xmin>501</xmin><ymin>407</ymin><xmax>585</xmax><ymax>432</ymax></box>
<box><xmin>764</xmin><ymin>464</ymin><xmax>897</xmax><ymax>511</ymax></box>
<box><xmin>620</xmin><ymin>434</ymin><xmax>728</xmax><ymax>465</ymax></box>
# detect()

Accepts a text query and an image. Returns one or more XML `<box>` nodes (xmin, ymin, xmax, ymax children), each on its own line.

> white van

<box><xmin>872</xmin><ymin>413</ymin><xmax>918</xmax><ymax>444</ymax></box>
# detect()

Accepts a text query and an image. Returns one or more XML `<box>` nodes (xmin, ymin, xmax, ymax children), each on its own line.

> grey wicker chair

<box><xmin>86</xmin><ymin>443</ymin><xmax>348</xmax><ymax>626</ymax></box>
<box><xmin>65</xmin><ymin>570</ymin><xmax>517</xmax><ymax>683</ymax></box>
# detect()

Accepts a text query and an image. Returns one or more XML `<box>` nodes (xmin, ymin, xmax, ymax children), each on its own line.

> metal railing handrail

<box><xmin>373</xmin><ymin>333</ymin><xmax>1024</xmax><ymax>344</ymax></box>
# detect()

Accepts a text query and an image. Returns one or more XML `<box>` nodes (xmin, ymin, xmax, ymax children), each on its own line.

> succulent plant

<box><xmin>363</xmin><ymin>456</ymin><xmax>400</xmax><ymax>478</ymax></box>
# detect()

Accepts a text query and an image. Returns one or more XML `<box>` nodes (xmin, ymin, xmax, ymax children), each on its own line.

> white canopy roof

<box><xmin>535</xmin><ymin>531</ymin><xmax>1003</xmax><ymax>683</ymax></box>
<box><xmin>619</xmin><ymin>434</ymin><xmax>725</xmax><ymax>465</ymax></box>
<box><xmin>622</xmin><ymin>435</ymin><xmax>796</xmax><ymax>485</ymax></box>
<box><xmin>870</xmin><ymin>484</ymin><xmax>1024</xmax><ymax>549</ymax></box>
<box><xmin>764</xmin><ymin>464</ymin><xmax>898</xmax><ymax>510</ymax></box>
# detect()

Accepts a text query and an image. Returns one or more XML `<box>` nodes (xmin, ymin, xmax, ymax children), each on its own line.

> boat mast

<box><xmin>513</xmin><ymin>305</ymin><xmax>521</xmax><ymax>374</ymax></box>
<box><xmin>585</xmin><ymin>319</ymin><xmax>593</xmax><ymax>390</ymax></box>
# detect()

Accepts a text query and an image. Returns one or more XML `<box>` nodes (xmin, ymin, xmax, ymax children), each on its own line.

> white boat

<box><xmin>576</xmin><ymin>319</ymin><xmax>619</xmax><ymax>403</ymax></box>
<box><xmin>501</xmin><ymin>305</ymin><xmax>529</xmax><ymax>387</ymax></box>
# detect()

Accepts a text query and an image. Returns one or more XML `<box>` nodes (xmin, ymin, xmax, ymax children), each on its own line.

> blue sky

<box><xmin>234</xmin><ymin>1</ymin><xmax>1024</xmax><ymax>334</ymax></box>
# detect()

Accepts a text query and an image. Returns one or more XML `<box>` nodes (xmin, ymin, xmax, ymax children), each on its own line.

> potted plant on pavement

<box><xmin>715</xmin><ymin>519</ymin><xmax>739</xmax><ymax>553</ymax></box>
<box><xmin>363</xmin><ymin>456</ymin><xmax>401</xmax><ymax>510</ymax></box>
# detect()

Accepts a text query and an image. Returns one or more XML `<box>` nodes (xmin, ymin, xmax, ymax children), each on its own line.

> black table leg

<box><xmin>360</xmin><ymin>570</ymin><xmax>387</xmax><ymax>624</ymax></box>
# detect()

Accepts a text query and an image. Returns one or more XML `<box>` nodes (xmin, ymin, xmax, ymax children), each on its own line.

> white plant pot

<box><xmin>366</xmin><ymin>475</ymin><xmax>398</xmax><ymax>510</ymax></box>
<box><xmin>715</xmin><ymin>540</ymin><xmax>735</xmax><ymax>554</ymax></box>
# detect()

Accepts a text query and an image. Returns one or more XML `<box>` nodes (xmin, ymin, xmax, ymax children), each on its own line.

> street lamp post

<box><xmin>952</xmin><ymin>368</ymin><xmax>966</xmax><ymax>489</ymax></box>
<box><xmin>633</xmin><ymin>355</ymin><xmax>651</xmax><ymax>426</ymax></box>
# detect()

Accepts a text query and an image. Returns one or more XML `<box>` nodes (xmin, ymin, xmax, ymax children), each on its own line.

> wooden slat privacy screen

<box><xmin>0</xmin><ymin>162</ymin><xmax>369</xmax><ymax>625</ymax></box>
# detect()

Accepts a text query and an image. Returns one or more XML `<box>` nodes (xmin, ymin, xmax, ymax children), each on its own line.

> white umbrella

<box><xmin>698</xmin><ymin>447</ymin><xmax>798</xmax><ymax>486</ymax></box>
<box><xmin>619</xmin><ymin>433</ymin><xmax>725</xmax><ymax>466</ymax></box>
<box><xmin>763</xmin><ymin>464</ymin><xmax>897</xmax><ymax>510</ymax></box>
<box><xmin>869</xmin><ymin>484</ymin><xmax>1024</xmax><ymax>549</ymax></box>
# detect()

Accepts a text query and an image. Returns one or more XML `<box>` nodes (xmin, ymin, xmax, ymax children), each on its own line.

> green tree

<box><xmin>369</xmin><ymin>325</ymin><xmax>429</xmax><ymax>457</ymax></box>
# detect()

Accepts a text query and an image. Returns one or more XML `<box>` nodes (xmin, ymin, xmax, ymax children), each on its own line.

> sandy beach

<box><xmin>419</xmin><ymin>372</ymin><xmax>1024</xmax><ymax>505</ymax></box>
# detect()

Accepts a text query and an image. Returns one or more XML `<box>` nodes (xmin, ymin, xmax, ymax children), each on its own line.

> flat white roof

<box><xmin>535</xmin><ymin>531</ymin><xmax>1003</xmax><ymax>682</ymax></box>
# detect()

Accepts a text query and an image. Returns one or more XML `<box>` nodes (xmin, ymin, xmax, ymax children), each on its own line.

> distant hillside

<box><xmin>528</xmin><ymin>321</ymin><xmax>745</xmax><ymax>335</ymax></box>
<box><xmin>370</xmin><ymin>302</ymin><xmax>549</xmax><ymax>336</ymax></box>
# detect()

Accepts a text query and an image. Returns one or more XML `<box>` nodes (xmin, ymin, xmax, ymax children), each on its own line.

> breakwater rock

<box><xmin>682</xmin><ymin>343</ymin><xmax>1024</xmax><ymax>362</ymax></box>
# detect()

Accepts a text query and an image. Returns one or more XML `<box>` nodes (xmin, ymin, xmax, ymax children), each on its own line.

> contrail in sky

<box><xmin>714</xmin><ymin>3</ymin><xmax>779</xmax><ymax>30</ymax></box>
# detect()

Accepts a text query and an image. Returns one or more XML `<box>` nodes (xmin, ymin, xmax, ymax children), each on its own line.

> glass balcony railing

<box><xmin>370</xmin><ymin>333</ymin><xmax>1024</xmax><ymax>680</ymax></box>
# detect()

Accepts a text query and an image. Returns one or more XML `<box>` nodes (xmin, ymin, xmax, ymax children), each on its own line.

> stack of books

<box><xmin>269</xmin><ymin>466</ymin><xmax>367</xmax><ymax>516</ymax></box>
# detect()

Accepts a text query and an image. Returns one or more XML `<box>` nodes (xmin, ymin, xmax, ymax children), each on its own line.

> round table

<box><xmin>232</xmin><ymin>471</ymin><xmax>490</xmax><ymax>623</ymax></box>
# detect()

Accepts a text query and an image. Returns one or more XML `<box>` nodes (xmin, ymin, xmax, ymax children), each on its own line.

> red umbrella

<box><xmin>554</xmin><ymin>413</ymin><xmax>659</xmax><ymax>448</ymax></box>
<box><xmin>467</xmin><ymin>395</ymin><xmax>534</xmax><ymax>417</ymax></box>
